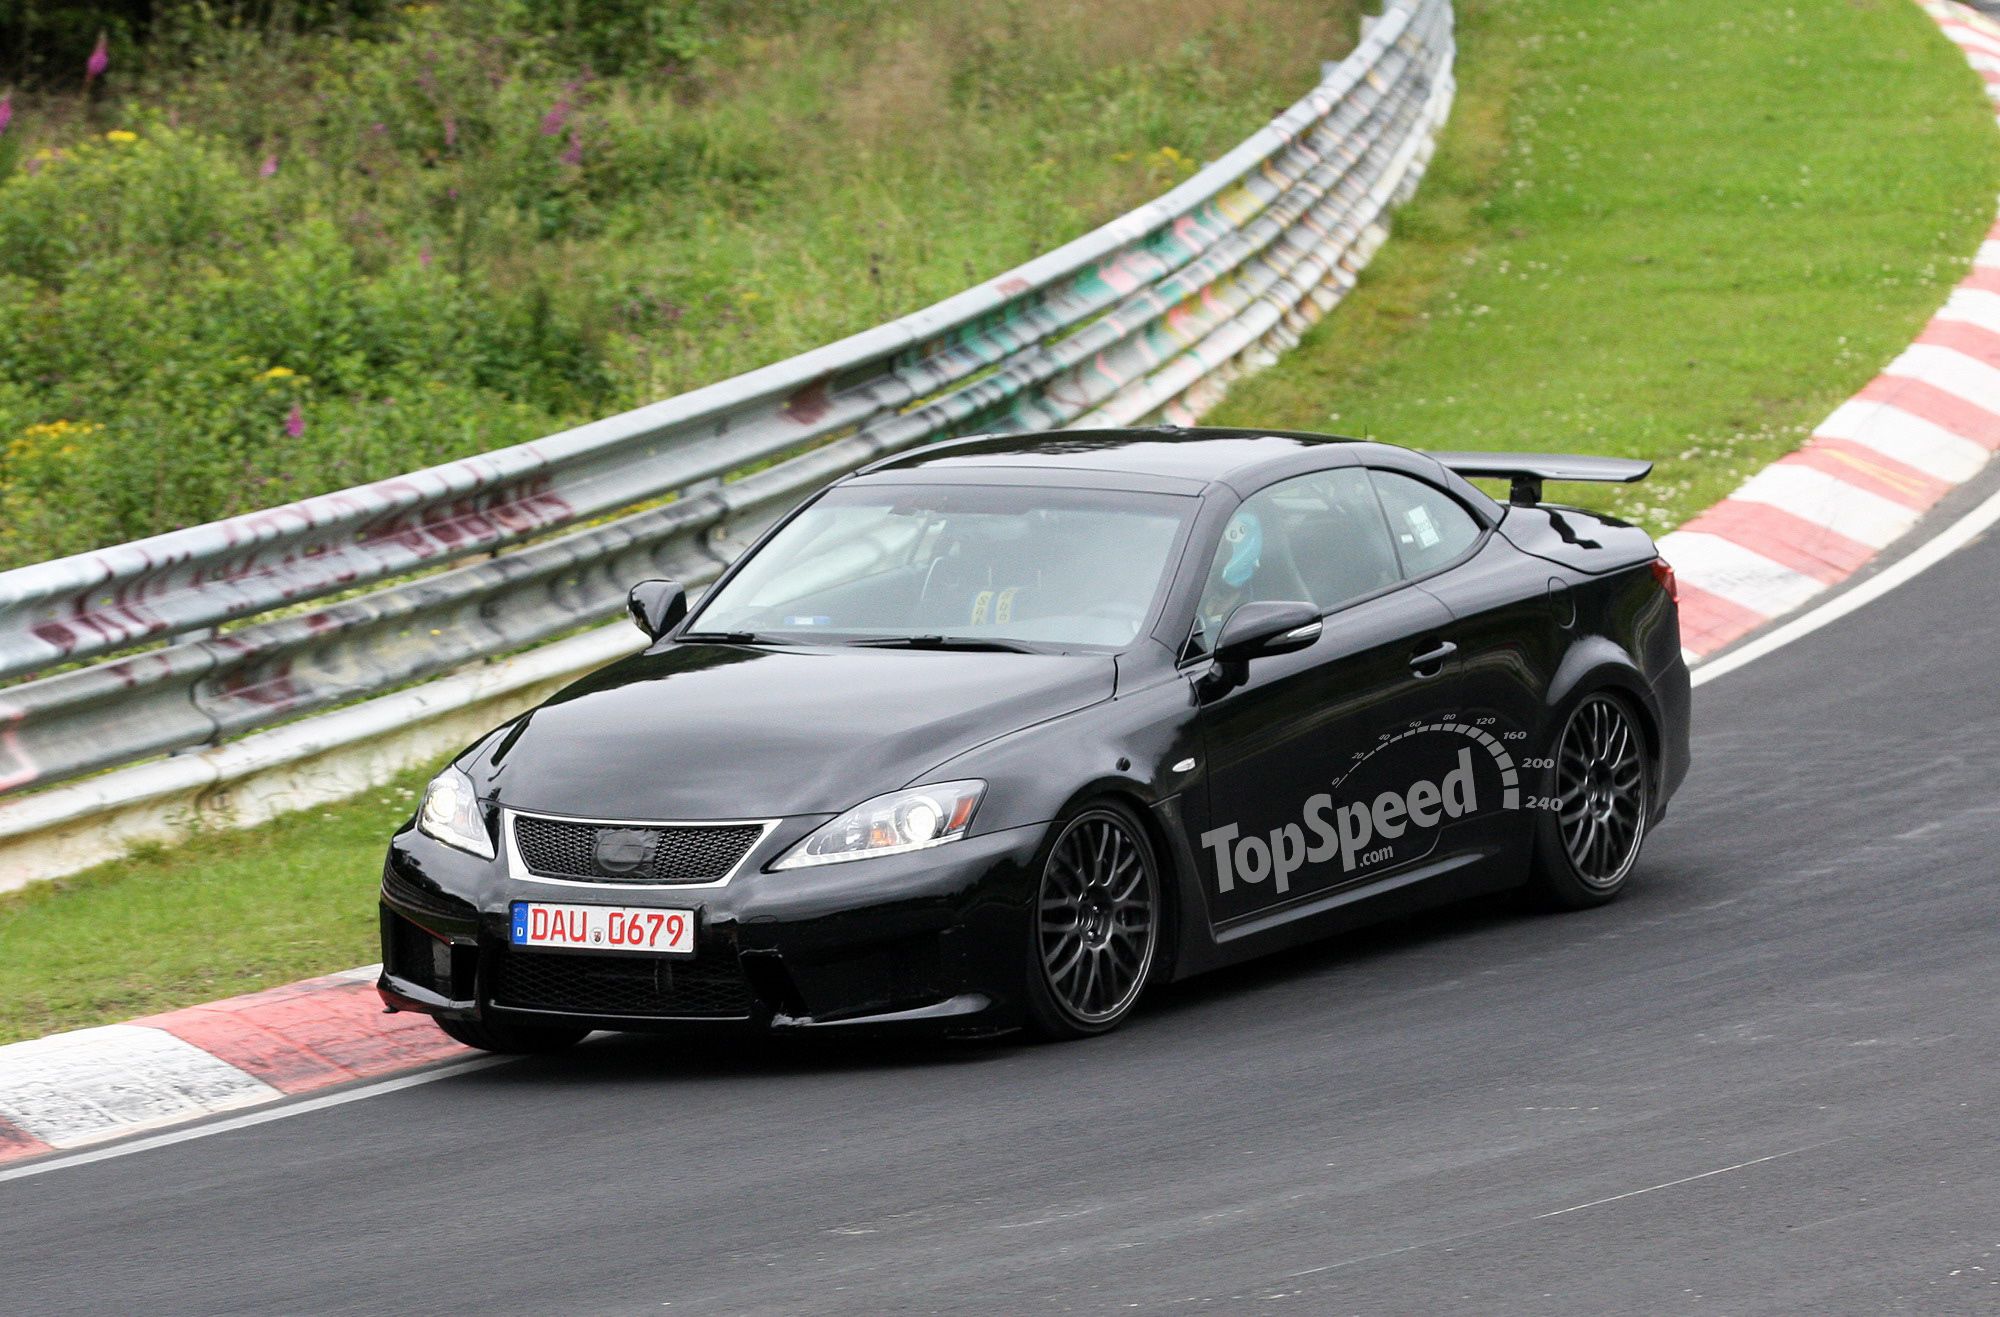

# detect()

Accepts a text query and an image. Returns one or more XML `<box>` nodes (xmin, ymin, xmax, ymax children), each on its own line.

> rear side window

<box><xmin>1370</xmin><ymin>471</ymin><xmax>1482</xmax><ymax>578</ymax></box>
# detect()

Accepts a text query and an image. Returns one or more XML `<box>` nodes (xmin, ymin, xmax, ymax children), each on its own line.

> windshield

<box><xmin>690</xmin><ymin>481</ymin><xmax>1194</xmax><ymax>649</ymax></box>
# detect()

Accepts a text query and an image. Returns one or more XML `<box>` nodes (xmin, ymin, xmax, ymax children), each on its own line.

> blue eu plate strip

<box><xmin>510</xmin><ymin>902</ymin><xmax>529</xmax><ymax>945</ymax></box>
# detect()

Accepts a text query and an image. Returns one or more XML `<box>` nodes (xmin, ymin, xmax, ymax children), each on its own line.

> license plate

<box><xmin>510</xmin><ymin>901</ymin><xmax>694</xmax><ymax>955</ymax></box>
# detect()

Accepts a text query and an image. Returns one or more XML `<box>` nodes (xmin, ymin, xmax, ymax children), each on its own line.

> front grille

<box><xmin>490</xmin><ymin>950</ymin><xmax>755</xmax><ymax>1019</ymax></box>
<box><xmin>513</xmin><ymin>815</ymin><xmax>763</xmax><ymax>884</ymax></box>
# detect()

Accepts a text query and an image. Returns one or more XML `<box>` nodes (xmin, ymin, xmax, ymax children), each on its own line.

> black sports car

<box><xmin>379</xmin><ymin>428</ymin><xmax>1689</xmax><ymax>1051</ymax></box>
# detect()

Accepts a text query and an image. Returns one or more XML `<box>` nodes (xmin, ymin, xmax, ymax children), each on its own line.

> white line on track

<box><xmin>6</xmin><ymin>482</ymin><xmax>1997</xmax><ymax>1185</ymax></box>
<box><xmin>1693</xmin><ymin>484</ymin><xmax>2000</xmax><ymax>687</ymax></box>
<box><xmin>1278</xmin><ymin>1144</ymin><xmax>1827</xmax><ymax>1282</ymax></box>
<box><xmin>0</xmin><ymin>1055</ymin><xmax>511</xmax><ymax>1186</ymax></box>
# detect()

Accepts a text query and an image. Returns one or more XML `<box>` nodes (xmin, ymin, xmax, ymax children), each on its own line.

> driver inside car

<box><xmin>1196</xmin><ymin>507</ymin><xmax>1265</xmax><ymax>651</ymax></box>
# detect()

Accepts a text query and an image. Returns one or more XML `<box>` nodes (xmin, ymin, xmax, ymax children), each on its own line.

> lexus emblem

<box><xmin>594</xmin><ymin>827</ymin><xmax>655</xmax><ymax>876</ymax></box>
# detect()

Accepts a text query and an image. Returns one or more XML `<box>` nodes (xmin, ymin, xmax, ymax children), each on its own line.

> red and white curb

<box><xmin>3</xmin><ymin>0</ymin><xmax>1998</xmax><ymax>1173</ymax></box>
<box><xmin>0</xmin><ymin>967</ymin><xmax>463</xmax><ymax>1162</ymax></box>
<box><xmin>1666</xmin><ymin>0</ymin><xmax>2000</xmax><ymax>659</ymax></box>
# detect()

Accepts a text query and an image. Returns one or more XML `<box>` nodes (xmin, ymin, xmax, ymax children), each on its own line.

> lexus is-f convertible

<box><xmin>379</xmin><ymin>427</ymin><xmax>1690</xmax><ymax>1051</ymax></box>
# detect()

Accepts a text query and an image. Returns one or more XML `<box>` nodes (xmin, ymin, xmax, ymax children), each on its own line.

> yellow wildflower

<box><xmin>257</xmin><ymin>366</ymin><xmax>297</xmax><ymax>381</ymax></box>
<box><xmin>104</xmin><ymin>130</ymin><xmax>139</xmax><ymax>144</ymax></box>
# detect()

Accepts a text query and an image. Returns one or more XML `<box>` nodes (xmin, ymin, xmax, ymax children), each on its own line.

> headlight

<box><xmin>417</xmin><ymin>765</ymin><xmax>495</xmax><ymax>860</ymax></box>
<box><xmin>772</xmin><ymin>780</ymin><xmax>984</xmax><ymax>870</ymax></box>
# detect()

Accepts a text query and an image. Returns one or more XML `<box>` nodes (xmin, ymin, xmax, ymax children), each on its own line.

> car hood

<box><xmin>472</xmin><ymin>642</ymin><xmax>1116</xmax><ymax>820</ymax></box>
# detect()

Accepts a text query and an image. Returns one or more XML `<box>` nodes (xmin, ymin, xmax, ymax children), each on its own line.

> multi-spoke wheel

<box><xmin>1529</xmin><ymin>691</ymin><xmax>1651</xmax><ymax>908</ymax></box>
<box><xmin>1026</xmin><ymin>804</ymin><xmax>1161</xmax><ymax>1037</ymax></box>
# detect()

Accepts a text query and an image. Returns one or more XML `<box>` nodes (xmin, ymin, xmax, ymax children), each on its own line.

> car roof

<box><xmin>848</xmin><ymin>426</ymin><xmax>1490</xmax><ymax>506</ymax></box>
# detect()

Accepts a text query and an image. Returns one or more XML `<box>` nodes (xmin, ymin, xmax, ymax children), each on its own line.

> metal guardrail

<box><xmin>0</xmin><ymin>0</ymin><xmax>1454</xmax><ymax>799</ymax></box>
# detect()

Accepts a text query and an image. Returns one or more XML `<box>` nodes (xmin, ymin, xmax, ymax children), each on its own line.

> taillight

<box><xmin>1650</xmin><ymin>557</ymin><xmax>1678</xmax><ymax>603</ymax></box>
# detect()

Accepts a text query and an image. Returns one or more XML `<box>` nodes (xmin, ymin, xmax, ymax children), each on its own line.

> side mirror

<box><xmin>626</xmin><ymin>579</ymin><xmax>688</xmax><ymax>641</ymax></box>
<box><xmin>1213</xmin><ymin>600</ymin><xmax>1322</xmax><ymax>664</ymax></box>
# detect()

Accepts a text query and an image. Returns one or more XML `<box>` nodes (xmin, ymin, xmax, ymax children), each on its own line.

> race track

<box><xmin>4</xmin><ymin>493</ymin><xmax>1999</xmax><ymax>1314</ymax></box>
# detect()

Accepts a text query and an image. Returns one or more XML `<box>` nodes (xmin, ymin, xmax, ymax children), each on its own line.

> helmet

<box><xmin>1221</xmin><ymin>508</ymin><xmax>1263</xmax><ymax>588</ymax></box>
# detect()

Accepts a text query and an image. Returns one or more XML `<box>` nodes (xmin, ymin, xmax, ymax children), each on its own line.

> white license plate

<box><xmin>510</xmin><ymin>901</ymin><xmax>694</xmax><ymax>955</ymax></box>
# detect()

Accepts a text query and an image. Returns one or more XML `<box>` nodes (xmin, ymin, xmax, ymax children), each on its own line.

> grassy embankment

<box><xmin>5</xmin><ymin>0</ymin><xmax>1998</xmax><ymax>1041</ymax></box>
<box><xmin>1212</xmin><ymin>0</ymin><xmax>2000</xmax><ymax>533</ymax></box>
<box><xmin>0</xmin><ymin>0</ymin><xmax>1355</xmax><ymax>566</ymax></box>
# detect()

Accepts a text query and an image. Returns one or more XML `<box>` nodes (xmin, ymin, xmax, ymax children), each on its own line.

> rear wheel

<box><xmin>1528</xmin><ymin>691</ymin><xmax>1650</xmax><ymax>909</ymax></box>
<box><xmin>436</xmin><ymin>1014</ymin><xmax>589</xmax><ymax>1055</ymax></box>
<box><xmin>1025</xmin><ymin>803</ymin><xmax>1162</xmax><ymax>1039</ymax></box>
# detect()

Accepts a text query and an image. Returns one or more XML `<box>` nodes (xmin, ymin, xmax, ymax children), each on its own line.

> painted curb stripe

<box><xmin>0</xmin><ymin>971</ymin><xmax>465</xmax><ymax>1164</ymax></box>
<box><xmin>1653</xmin><ymin>532</ymin><xmax>1828</xmax><ymax>616</ymax></box>
<box><xmin>1854</xmin><ymin>373</ymin><xmax>2000</xmax><ymax>452</ymax></box>
<box><xmin>0</xmin><ymin>1117</ymin><xmax>52</xmax><ymax>1160</ymax></box>
<box><xmin>1726</xmin><ymin>463</ymin><xmax>1921</xmax><ymax>550</ymax></box>
<box><xmin>0</xmin><ymin>1025</ymin><xmax>280</xmax><ymax>1150</ymax></box>
<box><xmin>1814</xmin><ymin>399</ymin><xmax>1991</xmax><ymax>483</ymax></box>
<box><xmin>1777</xmin><ymin>442</ymin><xmax>1951</xmax><ymax>510</ymax></box>
<box><xmin>142</xmin><ymin>974</ymin><xmax>465</xmax><ymax>1095</ymax></box>
<box><xmin>1669</xmin><ymin>581</ymin><xmax>1768</xmax><ymax>656</ymax></box>
<box><xmin>1915</xmin><ymin>313</ymin><xmax>2000</xmax><ymax>369</ymax></box>
<box><xmin>1675</xmin><ymin>500</ymin><xmax>1876</xmax><ymax>584</ymax></box>
<box><xmin>1884</xmin><ymin>342</ymin><xmax>2000</xmax><ymax>416</ymax></box>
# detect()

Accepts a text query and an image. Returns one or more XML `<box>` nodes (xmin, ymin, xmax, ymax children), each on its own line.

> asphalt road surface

<box><xmin>5</xmin><ymin>497</ymin><xmax>1999</xmax><ymax>1315</ymax></box>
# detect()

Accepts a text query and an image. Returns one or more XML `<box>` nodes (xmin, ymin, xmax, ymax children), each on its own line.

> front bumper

<box><xmin>377</xmin><ymin>816</ymin><xmax>1048</xmax><ymax>1038</ymax></box>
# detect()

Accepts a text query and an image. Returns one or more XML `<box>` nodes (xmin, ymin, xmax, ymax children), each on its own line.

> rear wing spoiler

<box><xmin>1427</xmin><ymin>452</ymin><xmax>1653</xmax><ymax>507</ymax></box>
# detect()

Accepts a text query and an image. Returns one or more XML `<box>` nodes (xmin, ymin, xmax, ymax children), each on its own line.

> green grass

<box><xmin>7</xmin><ymin>0</ymin><xmax>1999</xmax><ymax>1044</ymax></box>
<box><xmin>1211</xmin><ymin>0</ymin><xmax>2000</xmax><ymax>533</ymax></box>
<box><xmin>0</xmin><ymin>769</ymin><xmax>431</xmax><ymax>1044</ymax></box>
<box><xmin>0</xmin><ymin>0</ymin><xmax>1361</xmax><ymax>566</ymax></box>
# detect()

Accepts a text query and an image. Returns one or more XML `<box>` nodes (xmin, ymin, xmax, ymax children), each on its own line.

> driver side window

<box><xmin>1192</xmin><ymin>468</ymin><xmax>1400</xmax><ymax>654</ymax></box>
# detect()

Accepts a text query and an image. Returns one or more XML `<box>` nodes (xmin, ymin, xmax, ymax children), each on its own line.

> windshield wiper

<box><xmin>847</xmin><ymin>634</ymin><xmax>1043</xmax><ymax>654</ymax></box>
<box><xmin>678</xmin><ymin>630</ymin><xmax>770</xmax><ymax>645</ymax></box>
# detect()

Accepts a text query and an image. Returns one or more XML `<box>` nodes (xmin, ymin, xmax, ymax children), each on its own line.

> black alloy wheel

<box><xmin>1530</xmin><ymin>691</ymin><xmax>1650</xmax><ymax>908</ymax></box>
<box><xmin>1027</xmin><ymin>805</ymin><xmax>1161</xmax><ymax>1037</ymax></box>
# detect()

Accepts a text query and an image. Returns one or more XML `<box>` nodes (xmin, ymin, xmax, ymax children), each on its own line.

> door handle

<box><xmin>1408</xmin><ymin>640</ymin><xmax>1457</xmax><ymax>676</ymax></box>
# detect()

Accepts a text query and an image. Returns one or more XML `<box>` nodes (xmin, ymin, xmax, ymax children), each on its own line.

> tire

<box><xmin>1527</xmin><ymin>689</ymin><xmax>1651</xmax><ymax>910</ymax></box>
<box><xmin>435</xmin><ymin>1013</ymin><xmax>590</xmax><ymax>1055</ymax></box>
<box><xmin>1024</xmin><ymin>801</ymin><xmax>1163</xmax><ymax>1039</ymax></box>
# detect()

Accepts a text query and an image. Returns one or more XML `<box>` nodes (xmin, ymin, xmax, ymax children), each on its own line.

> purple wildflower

<box><xmin>85</xmin><ymin>34</ymin><xmax>109</xmax><ymax>86</ymax></box>
<box><xmin>419</xmin><ymin>242</ymin><xmax>433</xmax><ymax>269</ymax></box>
<box><xmin>442</xmin><ymin>114</ymin><xmax>458</xmax><ymax>149</ymax></box>
<box><xmin>260</xmin><ymin>152</ymin><xmax>279</xmax><ymax>178</ymax></box>
<box><xmin>560</xmin><ymin>129</ymin><xmax>583</xmax><ymax>167</ymax></box>
<box><xmin>540</xmin><ymin>98</ymin><xmax>569</xmax><ymax>137</ymax></box>
<box><xmin>284</xmin><ymin>404</ymin><xmax>305</xmax><ymax>439</ymax></box>
<box><xmin>0</xmin><ymin>94</ymin><xmax>12</xmax><ymax>136</ymax></box>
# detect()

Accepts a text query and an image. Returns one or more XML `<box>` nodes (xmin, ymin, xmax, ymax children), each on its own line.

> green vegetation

<box><xmin>6</xmin><ymin>0</ymin><xmax>1999</xmax><ymax>1043</ymax></box>
<box><xmin>0</xmin><ymin>768</ymin><xmax>430</xmax><ymax>1043</ymax></box>
<box><xmin>0</xmin><ymin>0</ymin><xmax>1358</xmax><ymax>566</ymax></box>
<box><xmin>1212</xmin><ymin>0</ymin><xmax>2000</xmax><ymax>532</ymax></box>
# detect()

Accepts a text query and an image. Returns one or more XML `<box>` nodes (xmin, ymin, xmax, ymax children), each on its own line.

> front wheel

<box><xmin>1527</xmin><ymin>691</ymin><xmax>1651</xmax><ymax>909</ymax></box>
<box><xmin>436</xmin><ymin>1014</ymin><xmax>589</xmax><ymax>1055</ymax></box>
<box><xmin>1024</xmin><ymin>803</ymin><xmax>1162</xmax><ymax>1039</ymax></box>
